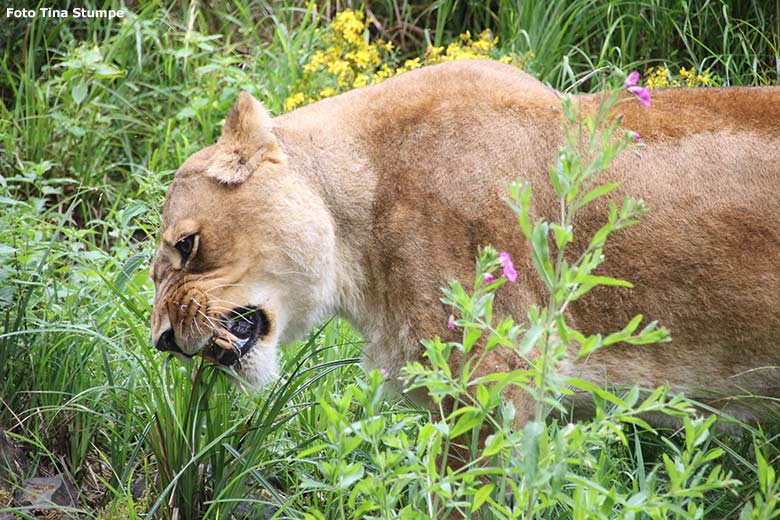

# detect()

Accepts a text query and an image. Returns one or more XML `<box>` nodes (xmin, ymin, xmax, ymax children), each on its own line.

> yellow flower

<box><xmin>303</xmin><ymin>50</ymin><xmax>327</xmax><ymax>74</ymax></box>
<box><xmin>396</xmin><ymin>57</ymin><xmax>421</xmax><ymax>74</ymax></box>
<box><xmin>352</xmin><ymin>74</ymin><xmax>370</xmax><ymax>88</ymax></box>
<box><xmin>289</xmin><ymin>11</ymin><xmax>525</xmax><ymax>105</ymax></box>
<box><xmin>326</xmin><ymin>59</ymin><xmax>351</xmax><ymax>77</ymax></box>
<box><xmin>469</xmin><ymin>30</ymin><xmax>496</xmax><ymax>54</ymax></box>
<box><xmin>645</xmin><ymin>66</ymin><xmax>671</xmax><ymax>89</ymax></box>
<box><xmin>283</xmin><ymin>92</ymin><xmax>305</xmax><ymax>111</ymax></box>
<box><xmin>425</xmin><ymin>46</ymin><xmax>444</xmax><ymax>61</ymax></box>
<box><xmin>331</xmin><ymin>9</ymin><xmax>365</xmax><ymax>46</ymax></box>
<box><xmin>646</xmin><ymin>65</ymin><xmax>715</xmax><ymax>89</ymax></box>
<box><xmin>348</xmin><ymin>48</ymin><xmax>378</xmax><ymax>69</ymax></box>
<box><xmin>373</xmin><ymin>64</ymin><xmax>394</xmax><ymax>82</ymax></box>
<box><xmin>318</xmin><ymin>86</ymin><xmax>337</xmax><ymax>99</ymax></box>
<box><xmin>694</xmin><ymin>68</ymin><xmax>712</xmax><ymax>86</ymax></box>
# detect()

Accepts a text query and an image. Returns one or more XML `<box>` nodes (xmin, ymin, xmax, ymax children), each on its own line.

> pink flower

<box><xmin>483</xmin><ymin>272</ymin><xmax>495</xmax><ymax>284</ymax></box>
<box><xmin>624</xmin><ymin>70</ymin><xmax>651</xmax><ymax>107</ymax></box>
<box><xmin>498</xmin><ymin>252</ymin><xmax>518</xmax><ymax>283</ymax></box>
<box><xmin>627</xmin><ymin>85</ymin><xmax>651</xmax><ymax>107</ymax></box>
<box><xmin>630</xmin><ymin>131</ymin><xmax>641</xmax><ymax>140</ymax></box>
<box><xmin>447</xmin><ymin>314</ymin><xmax>456</xmax><ymax>330</ymax></box>
<box><xmin>624</xmin><ymin>70</ymin><xmax>640</xmax><ymax>88</ymax></box>
<box><xmin>380</xmin><ymin>367</ymin><xmax>388</xmax><ymax>377</ymax></box>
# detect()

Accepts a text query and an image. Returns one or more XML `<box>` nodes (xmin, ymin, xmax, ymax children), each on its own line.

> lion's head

<box><xmin>150</xmin><ymin>92</ymin><xmax>339</xmax><ymax>386</ymax></box>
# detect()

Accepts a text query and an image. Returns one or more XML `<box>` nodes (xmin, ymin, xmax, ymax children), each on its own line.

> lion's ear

<box><xmin>220</xmin><ymin>91</ymin><xmax>275</xmax><ymax>148</ymax></box>
<box><xmin>209</xmin><ymin>91</ymin><xmax>279</xmax><ymax>184</ymax></box>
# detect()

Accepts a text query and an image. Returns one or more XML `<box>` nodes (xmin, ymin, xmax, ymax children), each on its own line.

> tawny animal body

<box><xmin>151</xmin><ymin>60</ymin><xmax>780</xmax><ymax>424</ymax></box>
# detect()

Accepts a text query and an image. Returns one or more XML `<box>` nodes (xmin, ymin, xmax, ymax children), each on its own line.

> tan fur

<box><xmin>151</xmin><ymin>60</ymin><xmax>780</xmax><ymax>421</ymax></box>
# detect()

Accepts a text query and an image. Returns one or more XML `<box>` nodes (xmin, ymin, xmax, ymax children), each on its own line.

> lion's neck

<box><xmin>274</xmin><ymin>114</ymin><xmax>378</xmax><ymax>324</ymax></box>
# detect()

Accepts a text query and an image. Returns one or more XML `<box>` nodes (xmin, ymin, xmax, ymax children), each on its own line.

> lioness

<box><xmin>151</xmin><ymin>60</ymin><xmax>780</xmax><ymax>425</ymax></box>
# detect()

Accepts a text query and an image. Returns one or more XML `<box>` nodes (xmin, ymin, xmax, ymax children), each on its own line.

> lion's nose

<box><xmin>155</xmin><ymin>328</ymin><xmax>182</xmax><ymax>353</ymax></box>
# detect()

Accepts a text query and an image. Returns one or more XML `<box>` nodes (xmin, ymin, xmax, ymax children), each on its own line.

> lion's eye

<box><xmin>175</xmin><ymin>235</ymin><xmax>196</xmax><ymax>263</ymax></box>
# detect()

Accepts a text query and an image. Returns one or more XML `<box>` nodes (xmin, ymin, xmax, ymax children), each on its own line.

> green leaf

<box><xmin>589</xmin><ymin>222</ymin><xmax>613</xmax><ymax>250</ymax></box>
<box><xmin>339</xmin><ymin>462</ymin><xmax>365</xmax><ymax>488</ymax></box>
<box><xmin>471</xmin><ymin>483</ymin><xmax>495</xmax><ymax>512</ymax></box>
<box><xmin>555</xmin><ymin>315</ymin><xmax>570</xmax><ymax>344</ymax></box>
<box><xmin>449</xmin><ymin>408</ymin><xmax>484</xmax><ymax>438</ymax></box>
<box><xmin>626</xmin><ymin>491</ymin><xmax>647</xmax><ymax>508</ymax></box>
<box><xmin>519</xmin><ymin>324</ymin><xmax>545</xmax><ymax>355</ymax></box>
<box><xmin>71</xmin><ymin>82</ymin><xmax>88</xmax><ymax>104</ymax></box>
<box><xmin>584</xmin><ymin>275</ymin><xmax>633</xmax><ymax>288</ymax></box>
<box><xmin>511</xmin><ymin>182</ymin><xmax>533</xmax><ymax>240</ymax></box>
<box><xmin>603</xmin><ymin>314</ymin><xmax>643</xmax><ymax>346</ymax></box>
<box><xmin>531</xmin><ymin>222</ymin><xmax>555</xmax><ymax>289</ymax></box>
<box><xmin>577</xmin><ymin>334</ymin><xmax>603</xmax><ymax>357</ymax></box>
<box><xmin>552</xmin><ymin>223</ymin><xmax>572</xmax><ymax>251</ymax></box>
<box><xmin>482</xmin><ymin>432</ymin><xmax>504</xmax><ymax>457</ymax></box>
<box><xmin>113</xmin><ymin>252</ymin><xmax>147</xmax><ymax>292</ymax></box>
<box><xmin>575</xmin><ymin>182</ymin><xmax>622</xmax><ymax>211</ymax></box>
<box><xmin>95</xmin><ymin>63</ymin><xmax>124</xmax><ymax>78</ymax></box>
<box><xmin>566</xmin><ymin>377</ymin><xmax>627</xmax><ymax>409</ymax></box>
<box><xmin>476</xmin><ymin>384</ymin><xmax>490</xmax><ymax>408</ymax></box>
<box><xmin>463</xmin><ymin>326</ymin><xmax>482</xmax><ymax>354</ymax></box>
<box><xmin>739</xmin><ymin>502</ymin><xmax>753</xmax><ymax>520</ymax></box>
<box><xmin>620</xmin><ymin>415</ymin><xmax>656</xmax><ymax>433</ymax></box>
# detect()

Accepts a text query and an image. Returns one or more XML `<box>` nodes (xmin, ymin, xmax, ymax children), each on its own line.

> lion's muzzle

<box><xmin>212</xmin><ymin>306</ymin><xmax>271</xmax><ymax>367</ymax></box>
<box><xmin>154</xmin><ymin>327</ymin><xmax>190</xmax><ymax>357</ymax></box>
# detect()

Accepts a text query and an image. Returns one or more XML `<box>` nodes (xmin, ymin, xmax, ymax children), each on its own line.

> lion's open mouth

<box><xmin>212</xmin><ymin>306</ymin><xmax>270</xmax><ymax>367</ymax></box>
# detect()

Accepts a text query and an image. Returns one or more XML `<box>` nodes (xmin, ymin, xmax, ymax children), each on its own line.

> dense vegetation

<box><xmin>1</xmin><ymin>1</ymin><xmax>779</xmax><ymax>518</ymax></box>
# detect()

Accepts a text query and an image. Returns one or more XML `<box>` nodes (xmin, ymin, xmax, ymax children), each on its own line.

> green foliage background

<box><xmin>0</xmin><ymin>1</ymin><xmax>778</xmax><ymax>518</ymax></box>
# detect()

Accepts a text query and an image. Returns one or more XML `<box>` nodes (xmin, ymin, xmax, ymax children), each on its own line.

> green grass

<box><xmin>1</xmin><ymin>1</ymin><xmax>778</xmax><ymax>518</ymax></box>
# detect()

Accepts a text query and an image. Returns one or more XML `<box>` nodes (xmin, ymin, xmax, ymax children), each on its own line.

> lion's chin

<box><xmin>232</xmin><ymin>344</ymin><xmax>280</xmax><ymax>388</ymax></box>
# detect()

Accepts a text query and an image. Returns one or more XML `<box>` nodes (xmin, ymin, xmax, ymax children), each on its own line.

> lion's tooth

<box><xmin>219</xmin><ymin>329</ymin><xmax>240</xmax><ymax>343</ymax></box>
<box><xmin>214</xmin><ymin>337</ymin><xmax>234</xmax><ymax>351</ymax></box>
